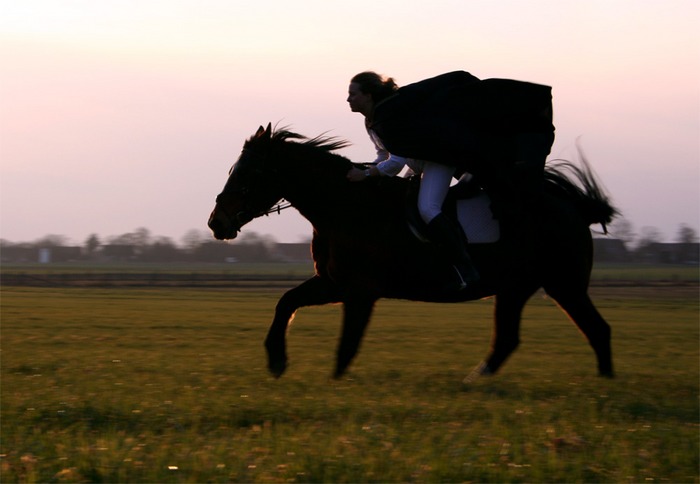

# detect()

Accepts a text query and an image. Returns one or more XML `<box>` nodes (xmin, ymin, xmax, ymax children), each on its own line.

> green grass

<box><xmin>2</xmin><ymin>261</ymin><xmax>698</xmax><ymax>282</ymax></box>
<box><xmin>591</xmin><ymin>264</ymin><xmax>699</xmax><ymax>283</ymax></box>
<box><xmin>1</xmin><ymin>286</ymin><xmax>698</xmax><ymax>482</ymax></box>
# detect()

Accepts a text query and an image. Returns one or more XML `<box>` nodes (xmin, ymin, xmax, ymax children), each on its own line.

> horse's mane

<box><xmin>269</xmin><ymin>128</ymin><xmax>352</xmax><ymax>154</ymax></box>
<box><xmin>261</xmin><ymin>127</ymin><xmax>410</xmax><ymax>221</ymax></box>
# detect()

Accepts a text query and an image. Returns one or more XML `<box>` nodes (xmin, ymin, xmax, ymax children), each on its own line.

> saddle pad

<box><xmin>456</xmin><ymin>192</ymin><xmax>500</xmax><ymax>244</ymax></box>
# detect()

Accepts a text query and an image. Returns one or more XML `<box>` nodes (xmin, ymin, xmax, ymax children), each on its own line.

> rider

<box><xmin>366</xmin><ymin>70</ymin><xmax>555</xmax><ymax>233</ymax></box>
<box><xmin>346</xmin><ymin>71</ymin><xmax>480</xmax><ymax>291</ymax></box>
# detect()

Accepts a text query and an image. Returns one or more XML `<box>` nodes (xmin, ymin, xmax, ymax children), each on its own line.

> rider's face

<box><xmin>347</xmin><ymin>82</ymin><xmax>373</xmax><ymax>117</ymax></box>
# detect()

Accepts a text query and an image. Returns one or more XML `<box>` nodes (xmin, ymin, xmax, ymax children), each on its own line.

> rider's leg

<box><xmin>418</xmin><ymin>161</ymin><xmax>480</xmax><ymax>289</ymax></box>
<box><xmin>417</xmin><ymin>161</ymin><xmax>454</xmax><ymax>223</ymax></box>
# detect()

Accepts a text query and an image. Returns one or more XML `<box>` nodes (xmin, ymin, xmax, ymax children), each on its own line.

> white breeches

<box><xmin>417</xmin><ymin>161</ymin><xmax>456</xmax><ymax>224</ymax></box>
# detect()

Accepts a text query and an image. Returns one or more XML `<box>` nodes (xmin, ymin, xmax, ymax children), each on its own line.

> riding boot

<box><xmin>426</xmin><ymin>213</ymin><xmax>480</xmax><ymax>291</ymax></box>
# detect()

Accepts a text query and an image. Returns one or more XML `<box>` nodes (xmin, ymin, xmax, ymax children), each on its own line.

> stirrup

<box><xmin>456</xmin><ymin>261</ymin><xmax>480</xmax><ymax>286</ymax></box>
<box><xmin>452</xmin><ymin>266</ymin><xmax>468</xmax><ymax>291</ymax></box>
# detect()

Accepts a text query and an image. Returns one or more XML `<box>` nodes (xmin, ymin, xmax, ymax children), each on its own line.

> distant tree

<box><xmin>34</xmin><ymin>234</ymin><xmax>68</xmax><ymax>247</ymax></box>
<box><xmin>608</xmin><ymin>217</ymin><xmax>635</xmax><ymax>249</ymax></box>
<box><xmin>190</xmin><ymin>240</ymin><xmax>234</xmax><ymax>262</ymax></box>
<box><xmin>234</xmin><ymin>231</ymin><xmax>279</xmax><ymax>261</ymax></box>
<box><xmin>181</xmin><ymin>229</ymin><xmax>210</xmax><ymax>252</ymax></box>
<box><xmin>85</xmin><ymin>234</ymin><xmax>101</xmax><ymax>255</ymax></box>
<box><xmin>109</xmin><ymin>227</ymin><xmax>151</xmax><ymax>247</ymax></box>
<box><xmin>141</xmin><ymin>236</ymin><xmax>181</xmax><ymax>262</ymax></box>
<box><xmin>636</xmin><ymin>226</ymin><xmax>664</xmax><ymax>250</ymax></box>
<box><xmin>133</xmin><ymin>227</ymin><xmax>151</xmax><ymax>247</ymax></box>
<box><xmin>239</xmin><ymin>231</ymin><xmax>277</xmax><ymax>248</ymax></box>
<box><xmin>675</xmin><ymin>224</ymin><xmax>698</xmax><ymax>244</ymax></box>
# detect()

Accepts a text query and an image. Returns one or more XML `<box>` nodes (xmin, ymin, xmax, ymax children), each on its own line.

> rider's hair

<box><xmin>350</xmin><ymin>71</ymin><xmax>398</xmax><ymax>103</ymax></box>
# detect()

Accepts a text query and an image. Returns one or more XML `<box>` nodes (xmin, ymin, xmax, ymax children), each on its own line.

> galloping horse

<box><xmin>208</xmin><ymin>124</ymin><xmax>617</xmax><ymax>382</ymax></box>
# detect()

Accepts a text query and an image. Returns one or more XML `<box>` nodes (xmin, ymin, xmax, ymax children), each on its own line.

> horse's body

<box><xmin>208</xmin><ymin>124</ymin><xmax>617</xmax><ymax>381</ymax></box>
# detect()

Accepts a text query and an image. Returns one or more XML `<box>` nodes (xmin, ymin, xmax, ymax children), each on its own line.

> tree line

<box><xmin>1</xmin><ymin>220</ymin><xmax>698</xmax><ymax>265</ymax></box>
<box><xmin>0</xmin><ymin>229</ymin><xmax>299</xmax><ymax>264</ymax></box>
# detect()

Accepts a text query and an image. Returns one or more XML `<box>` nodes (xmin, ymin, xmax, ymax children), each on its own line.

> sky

<box><xmin>1</xmin><ymin>0</ymin><xmax>698</xmax><ymax>246</ymax></box>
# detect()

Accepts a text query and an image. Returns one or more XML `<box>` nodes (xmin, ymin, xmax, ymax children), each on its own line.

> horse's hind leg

<box><xmin>464</xmin><ymin>287</ymin><xmax>536</xmax><ymax>383</ymax></box>
<box><xmin>265</xmin><ymin>275</ymin><xmax>342</xmax><ymax>377</ymax></box>
<box><xmin>547</xmin><ymin>290</ymin><xmax>614</xmax><ymax>377</ymax></box>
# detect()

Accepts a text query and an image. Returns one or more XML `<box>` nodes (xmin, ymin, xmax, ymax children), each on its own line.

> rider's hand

<box><xmin>347</xmin><ymin>167</ymin><xmax>369</xmax><ymax>182</ymax></box>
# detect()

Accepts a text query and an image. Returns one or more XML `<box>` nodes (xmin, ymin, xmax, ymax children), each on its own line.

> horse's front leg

<box><xmin>265</xmin><ymin>275</ymin><xmax>342</xmax><ymax>378</ymax></box>
<box><xmin>335</xmin><ymin>293</ymin><xmax>377</xmax><ymax>378</ymax></box>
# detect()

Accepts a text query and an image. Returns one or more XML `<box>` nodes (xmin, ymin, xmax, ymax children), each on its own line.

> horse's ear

<box><xmin>254</xmin><ymin>123</ymin><xmax>272</xmax><ymax>140</ymax></box>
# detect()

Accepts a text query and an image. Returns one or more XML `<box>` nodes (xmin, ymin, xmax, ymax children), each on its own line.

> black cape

<box><xmin>369</xmin><ymin>71</ymin><xmax>554</xmax><ymax>173</ymax></box>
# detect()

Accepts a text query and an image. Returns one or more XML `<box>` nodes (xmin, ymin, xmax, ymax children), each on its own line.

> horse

<box><xmin>208</xmin><ymin>123</ymin><xmax>617</xmax><ymax>382</ymax></box>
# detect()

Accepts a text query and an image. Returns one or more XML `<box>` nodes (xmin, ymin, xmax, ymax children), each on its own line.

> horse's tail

<box><xmin>543</xmin><ymin>149</ymin><xmax>619</xmax><ymax>233</ymax></box>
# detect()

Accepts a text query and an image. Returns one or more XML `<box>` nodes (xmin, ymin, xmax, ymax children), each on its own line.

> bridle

<box><xmin>213</xmin><ymin>149</ymin><xmax>293</xmax><ymax>232</ymax></box>
<box><xmin>215</xmin><ymin>193</ymin><xmax>290</xmax><ymax>232</ymax></box>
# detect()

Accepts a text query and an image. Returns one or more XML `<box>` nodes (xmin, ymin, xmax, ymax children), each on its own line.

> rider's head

<box><xmin>347</xmin><ymin>72</ymin><xmax>398</xmax><ymax>117</ymax></box>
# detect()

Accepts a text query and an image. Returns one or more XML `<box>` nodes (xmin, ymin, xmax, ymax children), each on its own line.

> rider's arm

<box><xmin>374</xmin><ymin>154</ymin><xmax>408</xmax><ymax>176</ymax></box>
<box><xmin>367</xmin><ymin>128</ymin><xmax>407</xmax><ymax>176</ymax></box>
<box><xmin>347</xmin><ymin>127</ymin><xmax>409</xmax><ymax>181</ymax></box>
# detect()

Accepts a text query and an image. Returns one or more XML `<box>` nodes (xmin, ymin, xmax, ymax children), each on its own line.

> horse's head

<box><xmin>209</xmin><ymin>123</ymin><xmax>353</xmax><ymax>240</ymax></box>
<box><xmin>208</xmin><ymin>123</ymin><xmax>284</xmax><ymax>240</ymax></box>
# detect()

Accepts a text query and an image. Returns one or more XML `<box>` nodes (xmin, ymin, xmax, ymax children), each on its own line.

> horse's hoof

<box><xmin>333</xmin><ymin>365</ymin><xmax>349</xmax><ymax>380</ymax></box>
<box><xmin>462</xmin><ymin>361</ymin><xmax>493</xmax><ymax>385</ymax></box>
<box><xmin>268</xmin><ymin>360</ymin><xmax>287</xmax><ymax>379</ymax></box>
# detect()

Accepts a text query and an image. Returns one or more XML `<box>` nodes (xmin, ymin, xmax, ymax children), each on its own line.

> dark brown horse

<box><xmin>208</xmin><ymin>124</ymin><xmax>617</xmax><ymax>382</ymax></box>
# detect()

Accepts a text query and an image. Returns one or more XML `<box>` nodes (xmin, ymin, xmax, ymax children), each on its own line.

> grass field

<box><xmin>1</xmin><ymin>261</ymin><xmax>698</xmax><ymax>282</ymax></box>
<box><xmin>1</xmin><ymin>282</ymin><xmax>698</xmax><ymax>482</ymax></box>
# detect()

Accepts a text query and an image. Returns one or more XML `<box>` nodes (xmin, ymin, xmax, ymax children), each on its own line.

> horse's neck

<box><xmin>277</xmin><ymin>147</ymin><xmax>377</xmax><ymax>229</ymax></box>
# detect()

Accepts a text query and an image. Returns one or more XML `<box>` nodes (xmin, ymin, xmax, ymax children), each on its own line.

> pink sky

<box><xmin>1</xmin><ymin>0</ymin><xmax>698</xmax><ymax>245</ymax></box>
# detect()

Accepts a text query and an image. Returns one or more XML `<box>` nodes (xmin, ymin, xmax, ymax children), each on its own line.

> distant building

<box><xmin>48</xmin><ymin>246</ymin><xmax>82</xmax><ymax>262</ymax></box>
<box><xmin>100</xmin><ymin>244</ymin><xmax>139</xmax><ymax>261</ymax></box>
<box><xmin>593</xmin><ymin>238</ymin><xmax>630</xmax><ymax>263</ymax></box>
<box><xmin>0</xmin><ymin>245</ymin><xmax>82</xmax><ymax>263</ymax></box>
<box><xmin>1</xmin><ymin>245</ymin><xmax>37</xmax><ymax>263</ymax></box>
<box><xmin>638</xmin><ymin>242</ymin><xmax>700</xmax><ymax>265</ymax></box>
<box><xmin>190</xmin><ymin>241</ymin><xmax>247</xmax><ymax>263</ymax></box>
<box><xmin>275</xmin><ymin>243</ymin><xmax>312</xmax><ymax>262</ymax></box>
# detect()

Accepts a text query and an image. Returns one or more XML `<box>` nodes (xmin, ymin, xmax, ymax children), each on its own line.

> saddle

<box><xmin>404</xmin><ymin>177</ymin><xmax>500</xmax><ymax>245</ymax></box>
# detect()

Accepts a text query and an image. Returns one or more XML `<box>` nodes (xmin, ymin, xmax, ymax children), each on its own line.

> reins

<box><xmin>262</xmin><ymin>200</ymin><xmax>292</xmax><ymax>216</ymax></box>
<box><xmin>215</xmin><ymin>194</ymin><xmax>292</xmax><ymax>232</ymax></box>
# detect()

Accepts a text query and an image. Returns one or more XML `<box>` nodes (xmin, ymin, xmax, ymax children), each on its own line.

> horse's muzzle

<box><xmin>208</xmin><ymin>210</ymin><xmax>239</xmax><ymax>240</ymax></box>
